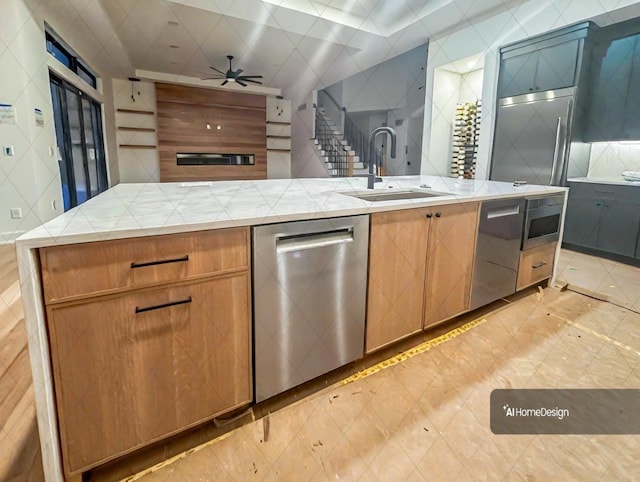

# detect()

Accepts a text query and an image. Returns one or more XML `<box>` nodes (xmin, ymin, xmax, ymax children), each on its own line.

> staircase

<box><xmin>314</xmin><ymin>107</ymin><xmax>368</xmax><ymax>177</ymax></box>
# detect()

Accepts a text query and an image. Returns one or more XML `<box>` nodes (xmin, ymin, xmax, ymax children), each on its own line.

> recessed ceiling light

<box><xmin>169</xmin><ymin>44</ymin><xmax>179</xmax><ymax>49</ymax></box>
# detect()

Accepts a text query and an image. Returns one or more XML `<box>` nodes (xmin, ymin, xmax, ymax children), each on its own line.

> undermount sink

<box><xmin>339</xmin><ymin>189</ymin><xmax>451</xmax><ymax>202</ymax></box>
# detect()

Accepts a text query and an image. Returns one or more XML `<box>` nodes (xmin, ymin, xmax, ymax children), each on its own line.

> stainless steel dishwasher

<box><xmin>470</xmin><ymin>198</ymin><xmax>525</xmax><ymax>310</ymax></box>
<box><xmin>253</xmin><ymin>215</ymin><xmax>369</xmax><ymax>402</ymax></box>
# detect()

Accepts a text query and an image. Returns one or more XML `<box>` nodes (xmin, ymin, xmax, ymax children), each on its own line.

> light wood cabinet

<box><xmin>424</xmin><ymin>202</ymin><xmax>479</xmax><ymax>328</ymax></box>
<box><xmin>366</xmin><ymin>208</ymin><xmax>430</xmax><ymax>353</ymax></box>
<box><xmin>366</xmin><ymin>202</ymin><xmax>479</xmax><ymax>353</ymax></box>
<box><xmin>41</xmin><ymin>228</ymin><xmax>252</xmax><ymax>477</ymax></box>
<box><xmin>517</xmin><ymin>242</ymin><xmax>556</xmax><ymax>290</ymax></box>
<box><xmin>40</xmin><ymin>227</ymin><xmax>248</xmax><ymax>303</ymax></box>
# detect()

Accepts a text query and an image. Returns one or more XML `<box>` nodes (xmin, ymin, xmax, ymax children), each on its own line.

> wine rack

<box><xmin>451</xmin><ymin>100</ymin><xmax>481</xmax><ymax>179</ymax></box>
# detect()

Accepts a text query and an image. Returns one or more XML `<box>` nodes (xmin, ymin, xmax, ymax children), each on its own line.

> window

<box><xmin>50</xmin><ymin>74</ymin><xmax>108</xmax><ymax>210</ymax></box>
<box><xmin>45</xmin><ymin>28</ymin><xmax>97</xmax><ymax>89</ymax></box>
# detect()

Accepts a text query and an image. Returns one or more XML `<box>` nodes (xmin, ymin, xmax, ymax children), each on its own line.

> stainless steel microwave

<box><xmin>522</xmin><ymin>194</ymin><xmax>564</xmax><ymax>250</ymax></box>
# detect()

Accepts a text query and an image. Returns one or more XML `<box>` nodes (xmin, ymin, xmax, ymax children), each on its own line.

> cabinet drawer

<box><xmin>517</xmin><ymin>242</ymin><xmax>557</xmax><ymax>291</ymax></box>
<box><xmin>47</xmin><ymin>274</ymin><xmax>252</xmax><ymax>475</ymax></box>
<box><xmin>40</xmin><ymin>227</ymin><xmax>249</xmax><ymax>303</ymax></box>
<box><xmin>569</xmin><ymin>181</ymin><xmax>640</xmax><ymax>202</ymax></box>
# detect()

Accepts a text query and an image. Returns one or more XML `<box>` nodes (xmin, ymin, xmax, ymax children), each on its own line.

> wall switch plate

<box><xmin>3</xmin><ymin>146</ymin><xmax>14</xmax><ymax>156</ymax></box>
<box><xmin>10</xmin><ymin>207</ymin><xmax>22</xmax><ymax>219</ymax></box>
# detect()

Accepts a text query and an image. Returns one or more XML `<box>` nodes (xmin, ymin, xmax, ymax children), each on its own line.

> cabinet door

<box><xmin>366</xmin><ymin>209</ymin><xmax>429</xmax><ymax>353</ymax></box>
<box><xmin>563</xmin><ymin>195</ymin><xmax>602</xmax><ymax>249</ymax></box>
<box><xmin>584</xmin><ymin>36</ymin><xmax>635</xmax><ymax>141</ymax></box>
<box><xmin>497</xmin><ymin>51</ymin><xmax>538</xmax><ymax>97</ymax></box>
<box><xmin>623</xmin><ymin>36</ymin><xmax>640</xmax><ymax>139</ymax></box>
<box><xmin>598</xmin><ymin>200</ymin><xmax>640</xmax><ymax>258</ymax></box>
<box><xmin>424</xmin><ymin>202</ymin><xmax>479</xmax><ymax>328</ymax></box>
<box><xmin>47</xmin><ymin>274</ymin><xmax>252</xmax><ymax>475</ymax></box>
<box><xmin>534</xmin><ymin>39</ymin><xmax>580</xmax><ymax>91</ymax></box>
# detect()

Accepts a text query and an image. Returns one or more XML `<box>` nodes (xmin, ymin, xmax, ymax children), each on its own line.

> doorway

<box><xmin>49</xmin><ymin>74</ymin><xmax>107</xmax><ymax>211</ymax></box>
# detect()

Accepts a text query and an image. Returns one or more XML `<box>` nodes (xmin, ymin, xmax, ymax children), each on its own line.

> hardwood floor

<box><xmin>0</xmin><ymin>244</ymin><xmax>44</xmax><ymax>481</ymax></box>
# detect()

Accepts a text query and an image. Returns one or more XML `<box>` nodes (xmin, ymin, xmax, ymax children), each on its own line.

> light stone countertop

<box><xmin>568</xmin><ymin>176</ymin><xmax>640</xmax><ymax>187</ymax></box>
<box><xmin>16</xmin><ymin>175</ymin><xmax>567</xmax><ymax>248</ymax></box>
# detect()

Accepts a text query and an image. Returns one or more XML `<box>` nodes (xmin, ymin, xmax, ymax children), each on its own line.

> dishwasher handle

<box><xmin>276</xmin><ymin>228</ymin><xmax>354</xmax><ymax>253</ymax></box>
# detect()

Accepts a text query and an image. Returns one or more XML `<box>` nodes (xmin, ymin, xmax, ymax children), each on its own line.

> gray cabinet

<box><xmin>622</xmin><ymin>36</ymin><xmax>640</xmax><ymax>139</ymax></box>
<box><xmin>584</xmin><ymin>35</ymin><xmax>637</xmax><ymax>141</ymax></box>
<box><xmin>564</xmin><ymin>182</ymin><xmax>640</xmax><ymax>259</ymax></box>
<box><xmin>497</xmin><ymin>23</ymin><xmax>592</xmax><ymax>98</ymax></box>
<box><xmin>564</xmin><ymin>195</ymin><xmax>600</xmax><ymax>249</ymax></box>
<box><xmin>600</xmin><ymin>200</ymin><xmax>640</xmax><ymax>258</ymax></box>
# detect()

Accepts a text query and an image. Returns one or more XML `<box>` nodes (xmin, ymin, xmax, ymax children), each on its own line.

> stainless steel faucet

<box><xmin>367</xmin><ymin>126</ymin><xmax>397</xmax><ymax>189</ymax></box>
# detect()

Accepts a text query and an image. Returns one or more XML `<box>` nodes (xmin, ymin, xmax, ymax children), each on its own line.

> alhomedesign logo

<box><xmin>502</xmin><ymin>403</ymin><xmax>570</xmax><ymax>420</ymax></box>
<box><xmin>491</xmin><ymin>389</ymin><xmax>640</xmax><ymax>434</ymax></box>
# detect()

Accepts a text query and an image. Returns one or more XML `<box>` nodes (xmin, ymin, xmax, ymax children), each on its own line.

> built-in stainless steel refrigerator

<box><xmin>490</xmin><ymin>87</ymin><xmax>588</xmax><ymax>185</ymax></box>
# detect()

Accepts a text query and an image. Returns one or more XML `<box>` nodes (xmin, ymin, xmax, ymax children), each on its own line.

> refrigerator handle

<box><xmin>550</xmin><ymin>116</ymin><xmax>564</xmax><ymax>186</ymax></box>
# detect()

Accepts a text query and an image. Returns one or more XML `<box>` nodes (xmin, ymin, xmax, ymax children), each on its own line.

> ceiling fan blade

<box><xmin>209</xmin><ymin>66</ymin><xmax>226</xmax><ymax>76</ymax></box>
<box><xmin>240</xmin><ymin>78</ymin><xmax>263</xmax><ymax>85</ymax></box>
<box><xmin>221</xmin><ymin>79</ymin><xmax>229</xmax><ymax>86</ymax></box>
<box><xmin>236</xmin><ymin>79</ymin><xmax>247</xmax><ymax>87</ymax></box>
<box><xmin>235</xmin><ymin>68</ymin><xmax>244</xmax><ymax>76</ymax></box>
<box><xmin>238</xmin><ymin>75</ymin><xmax>263</xmax><ymax>79</ymax></box>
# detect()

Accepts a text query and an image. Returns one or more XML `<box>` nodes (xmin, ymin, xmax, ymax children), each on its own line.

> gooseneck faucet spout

<box><xmin>367</xmin><ymin>126</ymin><xmax>397</xmax><ymax>189</ymax></box>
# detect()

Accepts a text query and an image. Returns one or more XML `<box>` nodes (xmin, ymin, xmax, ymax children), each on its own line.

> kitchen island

<box><xmin>16</xmin><ymin>175</ymin><xmax>567</xmax><ymax>481</ymax></box>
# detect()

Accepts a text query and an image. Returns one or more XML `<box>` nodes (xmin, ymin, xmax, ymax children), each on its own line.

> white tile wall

<box><xmin>588</xmin><ymin>142</ymin><xmax>640</xmax><ymax>179</ymax></box>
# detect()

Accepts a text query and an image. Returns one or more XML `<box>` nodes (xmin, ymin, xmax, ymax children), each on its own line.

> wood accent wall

<box><xmin>156</xmin><ymin>83</ymin><xmax>267</xmax><ymax>182</ymax></box>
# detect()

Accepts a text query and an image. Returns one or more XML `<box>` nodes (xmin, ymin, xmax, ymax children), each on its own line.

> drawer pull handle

<box><xmin>130</xmin><ymin>255</ymin><xmax>189</xmax><ymax>269</ymax></box>
<box><xmin>135</xmin><ymin>296</ymin><xmax>192</xmax><ymax>314</ymax></box>
<box><xmin>532</xmin><ymin>261</ymin><xmax>547</xmax><ymax>269</ymax></box>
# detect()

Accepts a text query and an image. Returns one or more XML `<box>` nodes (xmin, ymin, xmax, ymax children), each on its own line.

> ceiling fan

<box><xmin>202</xmin><ymin>55</ymin><xmax>263</xmax><ymax>87</ymax></box>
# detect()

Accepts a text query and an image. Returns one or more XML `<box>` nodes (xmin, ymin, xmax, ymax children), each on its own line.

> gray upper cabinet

<box><xmin>497</xmin><ymin>23</ymin><xmax>592</xmax><ymax>98</ymax></box>
<box><xmin>622</xmin><ymin>35</ymin><xmax>640</xmax><ymax>139</ymax></box>
<box><xmin>584</xmin><ymin>35</ymin><xmax>637</xmax><ymax>141</ymax></box>
<box><xmin>584</xmin><ymin>18</ymin><xmax>640</xmax><ymax>142</ymax></box>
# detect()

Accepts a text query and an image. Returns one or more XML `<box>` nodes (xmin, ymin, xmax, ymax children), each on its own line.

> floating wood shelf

<box><xmin>267</xmin><ymin>148</ymin><xmax>291</xmax><ymax>153</ymax></box>
<box><xmin>119</xmin><ymin>144</ymin><xmax>156</xmax><ymax>149</ymax></box>
<box><xmin>266</xmin><ymin>121</ymin><xmax>290</xmax><ymax>126</ymax></box>
<box><xmin>267</xmin><ymin>135</ymin><xmax>290</xmax><ymax>139</ymax></box>
<box><xmin>118</xmin><ymin>127</ymin><xmax>155</xmax><ymax>132</ymax></box>
<box><xmin>117</xmin><ymin>109</ymin><xmax>155</xmax><ymax>115</ymax></box>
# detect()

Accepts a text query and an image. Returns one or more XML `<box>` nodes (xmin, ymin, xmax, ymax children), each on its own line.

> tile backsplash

<box><xmin>588</xmin><ymin>142</ymin><xmax>640</xmax><ymax>178</ymax></box>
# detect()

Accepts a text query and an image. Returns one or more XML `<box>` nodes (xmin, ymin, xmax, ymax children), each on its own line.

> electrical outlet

<box><xmin>3</xmin><ymin>146</ymin><xmax>14</xmax><ymax>156</ymax></box>
<box><xmin>10</xmin><ymin>207</ymin><xmax>22</xmax><ymax>219</ymax></box>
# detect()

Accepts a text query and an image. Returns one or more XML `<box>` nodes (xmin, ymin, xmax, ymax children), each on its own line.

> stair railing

<box><xmin>316</xmin><ymin>88</ymin><xmax>384</xmax><ymax>173</ymax></box>
<box><xmin>314</xmin><ymin>106</ymin><xmax>349</xmax><ymax>177</ymax></box>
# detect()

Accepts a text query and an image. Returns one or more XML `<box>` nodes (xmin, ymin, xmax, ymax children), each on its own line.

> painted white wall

<box><xmin>421</xmin><ymin>0</ymin><xmax>640</xmax><ymax>180</ymax></box>
<box><xmin>340</xmin><ymin>44</ymin><xmax>427</xmax><ymax>113</ymax></box>
<box><xmin>588</xmin><ymin>142</ymin><xmax>640</xmax><ymax>178</ymax></box>
<box><xmin>425</xmin><ymin>66</ymin><xmax>484</xmax><ymax>177</ymax></box>
<box><xmin>0</xmin><ymin>0</ymin><xmax>63</xmax><ymax>243</ymax></box>
<box><xmin>427</xmin><ymin>69</ymin><xmax>463</xmax><ymax>176</ymax></box>
<box><xmin>113</xmin><ymin>79</ymin><xmax>160</xmax><ymax>183</ymax></box>
<box><xmin>0</xmin><ymin>0</ymin><xmax>131</xmax><ymax>243</ymax></box>
<box><xmin>291</xmin><ymin>92</ymin><xmax>330</xmax><ymax>178</ymax></box>
<box><xmin>460</xmin><ymin>69</ymin><xmax>484</xmax><ymax>104</ymax></box>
